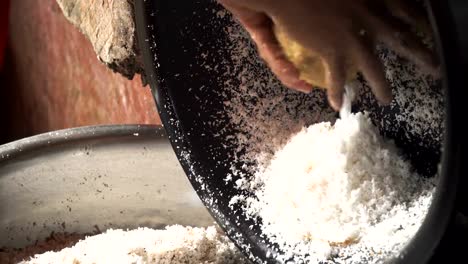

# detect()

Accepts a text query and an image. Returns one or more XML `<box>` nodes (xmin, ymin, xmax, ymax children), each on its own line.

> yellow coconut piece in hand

<box><xmin>274</xmin><ymin>27</ymin><xmax>357</xmax><ymax>89</ymax></box>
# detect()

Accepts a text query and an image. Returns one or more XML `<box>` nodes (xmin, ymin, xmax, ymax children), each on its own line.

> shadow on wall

<box><xmin>0</xmin><ymin>49</ymin><xmax>25</xmax><ymax>144</ymax></box>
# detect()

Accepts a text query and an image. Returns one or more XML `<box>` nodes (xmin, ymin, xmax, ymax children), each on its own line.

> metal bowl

<box><xmin>0</xmin><ymin>125</ymin><xmax>214</xmax><ymax>248</ymax></box>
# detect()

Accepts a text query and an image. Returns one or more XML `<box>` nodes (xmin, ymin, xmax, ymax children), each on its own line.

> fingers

<box><xmin>219</xmin><ymin>0</ymin><xmax>313</xmax><ymax>93</ymax></box>
<box><xmin>217</xmin><ymin>0</ymin><xmax>270</xmax><ymax>30</ymax></box>
<box><xmin>372</xmin><ymin>16</ymin><xmax>439</xmax><ymax>76</ymax></box>
<box><xmin>217</xmin><ymin>0</ymin><xmax>268</xmax><ymax>12</ymax></box>
<box><xmin>324</xmin><ymin>55</ymin><xmax>346</xmax><ymax>111</ymax></box>
<box><xmin>352</xmin><ymin>37</ymin><xmax>393</xmax><ymax>105</ymax></box>
<box><xmin>255</xmin><ymin>27</ymin><xmax>314</xmax><ymax>93</ymax></box>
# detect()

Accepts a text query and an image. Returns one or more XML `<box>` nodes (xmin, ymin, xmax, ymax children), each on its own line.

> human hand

<box><xmin>218</xmin><ymin>0</ymin><xmax>439</xmax><ymax>110</ymax></box>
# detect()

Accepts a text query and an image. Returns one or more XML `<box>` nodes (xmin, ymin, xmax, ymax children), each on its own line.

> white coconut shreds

<box><xmin>20</xmin><ymin>225</ymin><xmax>246</xmax><ymax>264</ymax></box>
<box><xmin>230</xmin><ymin>90</ymin><xmax>436</xmax><ymax>263</ymax></box>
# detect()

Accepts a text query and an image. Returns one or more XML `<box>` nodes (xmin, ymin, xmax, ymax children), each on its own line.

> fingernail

<box><xmin>286</xmin><ymin>84</ymin><xmax>311</xmax><ymax>94</ymax></box>
<box><xmin>297</xmin><ymin>87</ymin><xmax>313</xmax><ymax>94</ymax></box>
<box><xmin>295</xmin><ymin>80</ymin><xmax>313</xmax><ymax>93</ymax></box>
<box><xmin>328</xmin><ymin>96</ymin><xmax>342</xmax><ymax>112</ymax></box>
<box><xmin>379</xmin><ymin>94</ymin><xmax>393</xmax><ymax>106</ymax></box>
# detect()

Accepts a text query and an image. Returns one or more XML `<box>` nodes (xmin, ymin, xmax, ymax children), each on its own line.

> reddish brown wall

<box><xmin>2</xmin><ymin>0</ymin><xmax>160</xmax><ymax>142</ymax></box>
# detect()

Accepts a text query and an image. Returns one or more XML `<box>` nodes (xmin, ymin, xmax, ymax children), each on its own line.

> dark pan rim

<box><xmin>135</xmin><ymin>0</ymin><xmax>466</xmax><ymax>262</ymax></box>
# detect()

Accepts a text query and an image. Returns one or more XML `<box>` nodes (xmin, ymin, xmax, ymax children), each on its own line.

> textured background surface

<box><xmin>1</xmin><ymin>0</ymin><xmax>160</xmax><ymax>143</ymax></box>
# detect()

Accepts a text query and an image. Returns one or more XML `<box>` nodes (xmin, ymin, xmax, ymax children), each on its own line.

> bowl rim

<box><xmin>0</xmin><ymin>124</ymin><xmax>165</xmax><ymax>164</ymax></box>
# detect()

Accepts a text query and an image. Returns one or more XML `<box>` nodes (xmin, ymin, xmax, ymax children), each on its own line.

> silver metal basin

<box><xmin>0</xmin><ymin>125</ymin><xmax>214</xmax><ymax>248</ymax></box>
